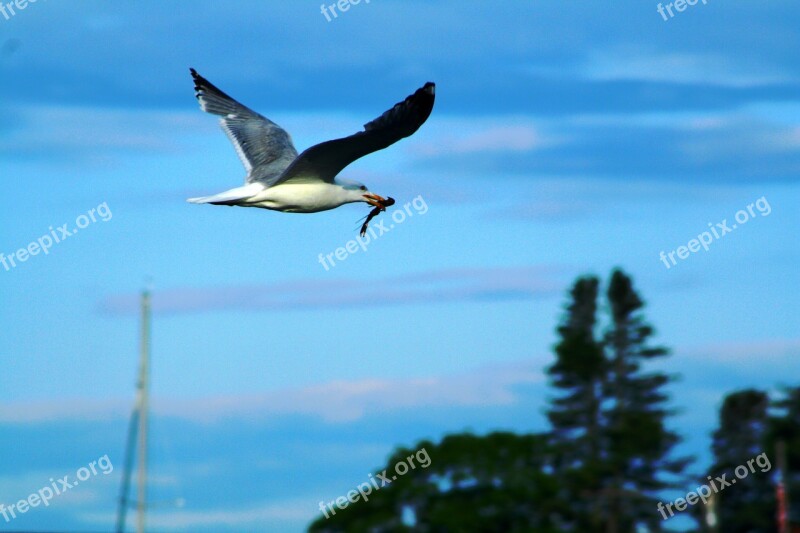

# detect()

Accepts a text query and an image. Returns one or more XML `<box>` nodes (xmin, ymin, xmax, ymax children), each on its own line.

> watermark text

<box><xmin>659</xmin><ymin>196</ymin><xmax>770</xmax><ymax>269</ymax></box>
<box><xmin>1</xmin><ymin>454</ymin><xmax>113</xmax><ymax>523</ymax></box>
<box><xmin>2</xmin><ymin>202</ymin><xmax>113</xmax><ymax>273</ymax></box>
<box><xmin>318</xmin><ymin>447</ymin><xmax>431</xmax><ymax>519</ymax></box>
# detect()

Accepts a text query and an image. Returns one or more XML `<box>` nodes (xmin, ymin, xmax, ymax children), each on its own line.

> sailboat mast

<box><xmin>136</xmin><ymin>288</ymin><xmax>151</xmax><ymax>533</ymax></box>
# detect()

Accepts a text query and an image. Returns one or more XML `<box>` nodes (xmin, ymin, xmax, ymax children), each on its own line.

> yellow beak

<box><xmin>363</xmin><ymin>193</ymin><xmax>389</xmax><ymax>209</ymax></box>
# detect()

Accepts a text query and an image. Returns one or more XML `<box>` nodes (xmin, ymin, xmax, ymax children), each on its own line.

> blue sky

<box><xmin>1</xmin><ymin>1</ymin><xmax>799</xmax><ymax>531</ymax></box>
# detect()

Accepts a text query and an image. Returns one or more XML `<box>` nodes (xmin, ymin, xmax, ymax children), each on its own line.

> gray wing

<box><xmin>190</xmin><ymin>68</ymin><xmax>298</xmax><ymax>186</ymax></box>
<box><xmin>274</xmin><ymin>82</ymin><xmax>436</xmax><ymax>186</ymax></box>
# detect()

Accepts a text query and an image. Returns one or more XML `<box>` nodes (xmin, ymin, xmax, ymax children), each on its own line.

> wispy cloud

<box><xmin>693</xmin><ymin>338</ymin><xmax>800</xmax><ymax>368</ymax></box>
<box><xmin>581</xmin><ymin>51</ymin><xmax>798</xmax><ymax>88</ymax></box>
<box><xmin>0</xmin><ymin>106</ymin><xmax>206</xmax><ymax>162</ymax></box>
<box><xmin>0</xmin><ymin>359</ymin><xmax>545</xmax><ymax>424</ymax></box>
<box><xmin>97</xmin><ymin>266</ymin><xmax>565</xmax><ymax>316</ymax></box>
<box><xmin>81</xmin><ymin>499</ymin><xmax>311</xmax><ymax>529</ymax></box>
<box><xmin>419</xmin><ymin>108</ymin><xmax>800</xmax><ymax>183</ymax></box>
<box><xmin>162</xmin><ymin>359</ymin><xmax>544</xmax><ymax>424</ymax></box>
<box><xmin>412</xmin><ymin>120</ymin><xmax>558</xmax><ymax>157</ymax></box>
<box><xmin>12</xmin><ymin>338</ymin><xmax>794</xmax><ymax>426</ymax></box>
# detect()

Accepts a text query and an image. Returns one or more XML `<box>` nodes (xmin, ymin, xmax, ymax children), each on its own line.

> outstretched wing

<box><xmin>274</xmin><ymin>82</ymin><xmax>436</xmax><ymax>185</ymax></box>
<box><xmin>190</xmin><ymin>68</ymin><xmax>298</xmax><ymax>185</ymax></box>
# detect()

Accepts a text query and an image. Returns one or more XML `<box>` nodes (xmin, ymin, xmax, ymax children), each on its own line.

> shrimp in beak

<box><xmin>359</xmin><ymin>195</ymin><xmax>396</xmax><ymax>237</ymax></box>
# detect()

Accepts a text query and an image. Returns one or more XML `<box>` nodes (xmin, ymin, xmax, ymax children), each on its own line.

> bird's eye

<box><xmin>360</xmin><ymin>186</ymin><xmax>367</xmax><ymax>191</ymax></box>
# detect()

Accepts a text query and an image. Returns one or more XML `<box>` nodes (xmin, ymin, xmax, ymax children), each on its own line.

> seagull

<box><xmin>187</xmin><ymin>69</ymin><xmax>435</xmax><ymax>228</ymax></box>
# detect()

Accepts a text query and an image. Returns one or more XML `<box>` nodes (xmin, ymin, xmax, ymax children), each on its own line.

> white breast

<box><xmin>247</xmin><ymin>183</ymin><xmax>351</xmax><ymax>213</ymax></box>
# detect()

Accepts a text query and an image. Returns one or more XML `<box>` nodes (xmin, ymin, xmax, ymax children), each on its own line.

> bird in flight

<box><xmin>187</xmin><ymin>69</ymin><xmax>435</xmax><ymax>234</ymax></box>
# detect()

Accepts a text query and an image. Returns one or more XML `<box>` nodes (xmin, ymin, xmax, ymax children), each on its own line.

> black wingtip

<box><xmin>423</xmin><ymin>82</ymin><xmax>435</xmax><ymax>95</ymax></box>
<box><xmin>189</xmin><ymin>68</ymin><xmax>203</xmax><ymax>99</ymax></box>
<box><xmin>189</xmin><ymin>68</ymin><xmax>218</xmax><ymax>100</ymax></box>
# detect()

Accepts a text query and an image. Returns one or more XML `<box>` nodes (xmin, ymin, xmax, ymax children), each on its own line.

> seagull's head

<box><xmin>337</xmin><ymin>178</ymin><xmax>393</xmax><ymax>209</ymax></box>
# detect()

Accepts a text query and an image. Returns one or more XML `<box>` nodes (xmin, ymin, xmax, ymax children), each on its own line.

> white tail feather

<box><xmin>186</xmin><ymin>183</ymin><xmax>263</xmax><ymax>205</ymax></box>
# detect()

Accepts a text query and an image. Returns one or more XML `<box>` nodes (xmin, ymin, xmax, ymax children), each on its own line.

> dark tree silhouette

<box><xmin>771</xmin><ymin>386</ymin><xmax>800</xmax><ymax>528</ymax></box>
<box><xmin>546</xmin><ymin>276</ymin><xmax>608</xmax><ymax>530</ymax></box>
<box><xmin>602</xmin><ymin>270</ymin><xmax>689</xmax><ymax>532</ymax></box>
<box><xmin>707</xmin><ymin>389</ymin><xmax>774</xmax><ymax>532</ymax></box>
<box><xmin>307</xmin><ymin>432</ymin><xmax>561</xmax><ymax>532</ymax></box>
<box><xmin>306</xmin><ymin>269</ymin><xmax>704</xmax><ymax>532</ymax></box>
<box><xmin>547</xmin><ymin>269</ymin><xmax>689</xmax><ymax>532</ymax></box>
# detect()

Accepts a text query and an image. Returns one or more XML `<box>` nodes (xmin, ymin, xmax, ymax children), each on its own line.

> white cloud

<box><xmin>692</xmin><ymin>338</ymin><xmax>800</xmax><ymax>366</ymax></box>
<box><xmin>412</xmin><ymin>119</ymin><xmax>558</xmax><ymax>157</ymax></box>
<box><xmin>5</xmin><ymin>327</ymin><xmax>793</xmax><ymax>428</ymax></box>
<box><xmin>97</xmin><ymin>266</ymin><xmax>564</xmax><ymax>316</ymax></box>
<box><xmin>80</xmin><ymin>499</ymin><xmax>311</xmax><ymax>529</ymax></box>
<box><xmin>0</xmin><ymin>467</ymin><xmax>118</xmax><ymax>510</ymax></box>
<box><xmin>0</xmin><ymin>359</ymin><xmax>544</xmax><ymax>424</ymax></box>
<box><xmin>0</xmin><ymin>106</ymin><xmax>205</xmax><ymax>158</ymax></box>
<box><xmin>581</xmin><ymin>51</ymin><xmax>796</xmax><ymax>88</ymax></box>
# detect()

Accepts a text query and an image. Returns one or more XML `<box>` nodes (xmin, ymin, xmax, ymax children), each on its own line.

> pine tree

<box><xmin>546</xmin><ymin>269</ymin><xmax>688</xmax><ymax>532</ymax></box>
<box><xmin>546</xmin><ymin>275</ymin><xmax>607</xmax><ymax>530</ymax></box>
<box><xmin>307</xmin><ymin>432</ymin><xmax>561</xmax><ymax>532</ymax></box>
<box><xmin>602</xmin><ymin>269</ymin><xmax>688</xmax><ymax>532</ymax></box>
<box><xmin>709</xmin><ymin>389</ymin><xmax>774</xmax><ymax>531</ymax></box>
<box><xmin>772</xmin><ymin>386</ymin><xmax>800</xmax><ymax>529</ymax></box>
